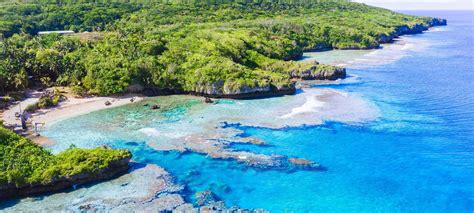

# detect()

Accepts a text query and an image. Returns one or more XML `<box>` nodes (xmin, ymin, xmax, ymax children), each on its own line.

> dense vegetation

<box><xmin>0</xmin><ymin>0</ymin><xmax>437</xmax><ymax>96</ymax></box>
<box><xmin>0</xmin><ymin>126</ymin><xmax>131</xmax><ymax>187</ymax></box>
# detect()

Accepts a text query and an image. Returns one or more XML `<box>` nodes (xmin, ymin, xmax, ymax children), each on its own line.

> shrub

<box><xmin>37</xmin><ymin>96</ymin><xmax>55</xmax><ymax>109</ymax></box>
<box><xmin>7</xmin><ymin>92</ymin><xmax>26</xmax><ymax>101</ymax></box>
<box><xmin>71</xmin><ymin>85</ymin><xmax>88</xmax><ymax>97</ymax></box>
<box><xmin>25</xmin><ymin>103</ymin><xmax>39</xmax><ymax>112</ymax></box>
<box><xmin>0</xmin><ymin>126</ymin><xmax>132</xmax><ymax>187</ymax></box>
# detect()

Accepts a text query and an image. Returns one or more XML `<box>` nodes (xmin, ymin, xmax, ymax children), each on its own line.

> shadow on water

<box><xmin>0</xmin><ymin>199</ymin><xmax>19</xmax><ymax>210</ymax></box>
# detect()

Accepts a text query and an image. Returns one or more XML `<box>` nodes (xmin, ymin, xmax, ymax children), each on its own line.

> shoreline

<box><xmin>2</xmin><ymin>22</ymin><xmax>445</xmax><ymax>145</ymax></box>
<box><xmin>3</xmin><ymin>90</ymin><xmax>143</xmax><ymax>128</ymax></box>
<box><xmin>2</xmin><ymin>88</ymin><xmax>143</xmax><ymax>144</ymax></box>
<box><xmin>0</xmin><ymin>19</ymin><xmax>449</xmax><ymax>211</ymax></box>
<box><xmin>301</xmin><ymin>24</ymin><xmax>446</xmax><ymax>67</ymax></box>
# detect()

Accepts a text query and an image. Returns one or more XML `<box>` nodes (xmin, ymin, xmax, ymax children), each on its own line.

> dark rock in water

<box><xmin>151</xmin><ymin>105</ymin><xmax>160</xmax><ymax>110</ymax></box>
<box><xmin>199</xmin><ymin>201</ymin><xmax>227</xmax><ymax>211</ymax></box>
<box><xmin>195</xmin><ymin>190</ymin><xmax>219</xmax><ymax>206</ymax></box>
<box><xmin>186</xmin><ymin>169</ymin><xmax>200</xmax><ymax>177</ymax></box>
<box><xmin>288</xmin><ymin>158</ymin><xmax>321</xmax><ymax>170</ymax></box>
<box><xmin>204</xmin><ymin>97</ymin><xmax>213</xmax><ymax>103</ymax></box>
<box><xmin>125</xmin><ymin>141</ymin><xmax>139</xmax><ymax>146</ymax></box>
<box><xmin>78</xmin><ymin>204</ymin><xmax>93</xmax><ymax>212</ymax></box>
<box><xmin>130</xmin><ymin>98</ymin><xmax>135</xmax><ymax>103</ymax></box>
<box><xmin>104</xmin><ymin>100</ymin><xmax>112</xmax><ymax>106</ymax></box>
<box><xmin>143</xmin><ymin>103</ymin><xmax>149</xmax><ymax>107</ymax></box>
<box><xmin>289</xmin><ymin>158</ymin><xmax>313</xmax><ymax>166</ymax></box>
<box><xmin>430</xmin><ymin>18</ymin><xmax>447</xmax><ymax>26</ymax></box>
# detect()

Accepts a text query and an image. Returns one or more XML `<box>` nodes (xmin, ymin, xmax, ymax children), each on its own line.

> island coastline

<box><xmin>0</xmin><ymin>10</ymin><xmax>449</xmax><ymax>211</ymax></box>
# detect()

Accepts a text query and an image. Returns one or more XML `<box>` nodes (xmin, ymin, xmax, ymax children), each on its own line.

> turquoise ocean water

<box><xmin>3</xmin><ymin>11</ymin><xmax>473</xmax><ymax>212</ymax></box>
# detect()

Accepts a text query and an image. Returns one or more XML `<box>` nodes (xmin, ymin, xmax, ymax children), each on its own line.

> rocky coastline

<box><xmin>0</xmin><ymin>17</ymin><xmax>447</xmax><ymax>210</ymax></box>
<box><xmin>142</xmin><ymin>64</ymin><xmax>345</xmax><ymax>99</ymax></box>
<box><xmin>378</xmin><ymin>18</ymin><xmax>447</xmax><ymax>44</ymax></box>
<box><xmin>0</xmin><ymin>157</ymin><xmax>131</xmax><ymax>200</ymax></box>
<box><xmin>289</xmin><ymin>63</ymin><xmax>347</xmax><ymax>81</ymax></box>
<box><xmin>143</xmin><ymin>83</ymin><xmax>297</xmax><ymax>99</ymax></box>
<box><xmin>141</xmin><ymin>18</ymin><xmax>446</xmax><ymax>100</ymax></box>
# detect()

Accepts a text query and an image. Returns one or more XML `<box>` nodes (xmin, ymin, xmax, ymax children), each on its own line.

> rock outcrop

<box><xmin>428</xmin><ymin>18</ymin><xmax>448</xmax><ymax>26</ymax></box>
<box><xmin>289</xmin><ymin>62</ymin><xmax>346</xmax><ymax>80</ymax></box>
<box><xmin>195</xmin><ymin>190</ymin><xmax>220</xmax><ymax>206</ymax></box>
<box><xmin>0</xmin><ymin>157</ymin><xmax>131</xmax><ymax>200</ymax></box>
<box><xmin>190</xmin><ymin>81</ymin><xmax>296</xmax><ymax>99</ymax></box>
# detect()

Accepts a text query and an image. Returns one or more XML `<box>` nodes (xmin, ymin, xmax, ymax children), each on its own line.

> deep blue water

<box><xmin>7</xmin><ymin>11</ymin><xmax>473</xmax><ymax>212</ymax></box>
<box><xmin>126</xmin><ymin>11</ymin><xmax>473</xmax><ymax>212</ymax></box>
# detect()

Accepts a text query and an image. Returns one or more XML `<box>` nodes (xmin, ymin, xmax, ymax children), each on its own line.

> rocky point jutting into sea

<box><xmin>0</xmin><ymin>154</ymin><xmax>131</xmax><ymax>200</ymax></box>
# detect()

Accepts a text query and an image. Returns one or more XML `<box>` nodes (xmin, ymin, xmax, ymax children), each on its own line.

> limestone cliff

<box><xmin>378</xmin><ymin>18</ymin><xmax>447</xmax><ymax>43</ymax></box>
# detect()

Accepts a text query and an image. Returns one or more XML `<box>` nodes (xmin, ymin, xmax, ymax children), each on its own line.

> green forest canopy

<box><xmin>0</xmin><ymin>0</ymin><xmax>437</xmax><ymax>96</ymax></box>
<box><xmin>0</xmin><ymin>126</ymin><xmax>131</xmax><ymax>187</ymax></box>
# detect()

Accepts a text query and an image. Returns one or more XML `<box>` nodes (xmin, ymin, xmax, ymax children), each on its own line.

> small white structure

<box><xmin>38</xmin><ymin>30</ymin><xmax>75</xmax><ymax>35</ymax></box>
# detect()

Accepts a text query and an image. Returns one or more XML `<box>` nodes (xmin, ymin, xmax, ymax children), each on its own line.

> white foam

<box><xmin>428</xmin><ymin>27</ymin><xmax>448</xmax><ymax>32</ymax></box>
<box><xmin>402</xmin><ymin>43</ymin><xmax>415</xmax><ymax>50</ymax></box>
<box><xmin>280</xmin><ymin>92</ymin><xmax>325</xmax><ymax>118</ymax></box>
<box><xmin>138</xmin><ymin>128</ymin><xmax>161</xmax><ymax>137</ymax></box>
<box><xmin>332</xmin><ymin>90</ymin><xmax>348</xmax><ymax>97</ymax></box>
<box><xmin>238</xmin><ymin>155</ymin><xmax>248</xmax><ymax>160</ymax></box>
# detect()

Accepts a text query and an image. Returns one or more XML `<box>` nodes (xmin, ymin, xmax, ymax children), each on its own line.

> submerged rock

<box><xmin>289</xmin><ymin>157</ymin><xmax>313</xmax><ymax>165</ymax></box>
<box><xmin>239</xmin><ymin>137</ymin><xmax>265</xmax><ymax>145</ymax></box>
<box><xmin>195</xmin><ymin>190</ymin><xmax>219</xmax><ymax>206</ymax></box>
<box><xmin>2</xmin><ymin>164</ymin><xmax>187</xmax><ymax>211</ymax></box>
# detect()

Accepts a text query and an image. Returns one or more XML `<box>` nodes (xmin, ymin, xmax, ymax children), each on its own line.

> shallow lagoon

<box><xmin>3</xmin><ymin>11</ymin><xmax>473</xmax><ymax>212</ymax></box>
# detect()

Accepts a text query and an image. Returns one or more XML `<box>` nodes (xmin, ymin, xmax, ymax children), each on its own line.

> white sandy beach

<box><xmin>2</xmin><ymin>88</ymin><xmax>143</xmax><ymax>129</ymax></box>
